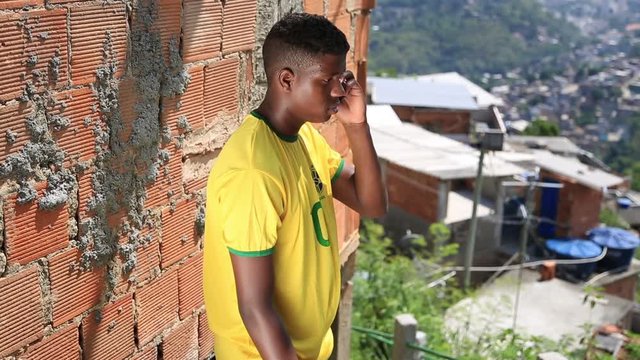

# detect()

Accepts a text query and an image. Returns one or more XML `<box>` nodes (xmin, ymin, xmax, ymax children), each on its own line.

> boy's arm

<box><xmin>230</xmin><ymin>253</ymin><xmax>298</xmax><ymax>360</ymax></box>
<box><xmin>332</xmin><ymin>71</ymin><xmax>387</xmax><ymax>218</ymax></box>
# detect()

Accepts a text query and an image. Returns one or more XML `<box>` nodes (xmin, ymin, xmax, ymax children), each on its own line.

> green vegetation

<box><xmin>369</xmin><ymin>0</ymin><xmax>585</xmax><ymax>78</ymax></box>
<box><xmin>599</xmin><ymin>208</ymin><xmax>631</xmax><ymax>230</ymax></box>
<box><xmin>523</xmin><ymin>119</ymin><xmax>560</xmax><ymax>136</ymax></box>
<box><xmin>351</xmin><ymin>220</ymin><xmax>607</xmax><ymax>360</ymax></box>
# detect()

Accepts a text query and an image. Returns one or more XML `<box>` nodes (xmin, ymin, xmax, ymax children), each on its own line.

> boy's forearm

<box><xmin>240</xmin><ymin>304</ymin><xmax>298</xmax><ymax>360</ymax></box>
<box><xmin>343</xmin><ymin>121</ymin><xmax>387</xmax><ymax>217</ymax></box>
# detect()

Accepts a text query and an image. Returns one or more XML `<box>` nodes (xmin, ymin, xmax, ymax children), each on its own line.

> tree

<box><xmin>523</xmin><ymin>119</ymin><xmax>560</xmax><ymax>136</ymax></box>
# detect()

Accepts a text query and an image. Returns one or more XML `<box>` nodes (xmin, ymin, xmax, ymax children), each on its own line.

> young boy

<box><xmin>203</xmin><ymin>13</ymin><xmax>387</xmax><ymax>360</ymax></box>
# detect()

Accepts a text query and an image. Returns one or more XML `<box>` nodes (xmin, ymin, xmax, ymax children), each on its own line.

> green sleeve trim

<box><xmin>331</xmin><ymin>159</ymin><xmax>346</xmax><ymax>183</ymax></box>
<box><xmin>227</xmin><ymin>246</ymin><xmax>275</xmax><ymax>257</ymax></box>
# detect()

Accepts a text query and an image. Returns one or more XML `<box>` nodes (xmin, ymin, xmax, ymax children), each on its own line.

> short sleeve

<box><xmin>216</xmin><ymin>170</ymin><xmax>284</xmax><ymax>257</ymax></box>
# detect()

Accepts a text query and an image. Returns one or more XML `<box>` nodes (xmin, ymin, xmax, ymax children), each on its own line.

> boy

<box><xmin>203</xmin><ymin>13</ymin><xmax>387</xmax><ymax>360</ymax></box>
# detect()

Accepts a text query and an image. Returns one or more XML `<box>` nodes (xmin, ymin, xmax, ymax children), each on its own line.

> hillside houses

<box><xmin>365</xmin><ymin>72</ymin><xmax>633</xmax><ymax>274</ymax></box>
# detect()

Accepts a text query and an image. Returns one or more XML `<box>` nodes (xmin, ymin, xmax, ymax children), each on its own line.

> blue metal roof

<box><xmin>368</xmin><ymin>76</ymin><xmax>479</xmax><ymax>110</ymax></box>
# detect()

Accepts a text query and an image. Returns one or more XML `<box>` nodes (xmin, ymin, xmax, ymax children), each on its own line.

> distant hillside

<box><xmin>369</xmin><ymin>0</ymin><xmax>586</xmax><ymax>78</ymax></box>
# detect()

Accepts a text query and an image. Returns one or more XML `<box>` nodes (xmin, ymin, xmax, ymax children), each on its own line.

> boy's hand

<box><xmin>335</xmin><ymin>70</ymin><xmax>366</xmax><ymax>125</ymax></box>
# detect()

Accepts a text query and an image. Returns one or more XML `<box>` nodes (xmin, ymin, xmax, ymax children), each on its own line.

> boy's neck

<box><xmin>256</xmin><ymin>93</ymin><xmax>304</xmax><ymax>137</ymax></box>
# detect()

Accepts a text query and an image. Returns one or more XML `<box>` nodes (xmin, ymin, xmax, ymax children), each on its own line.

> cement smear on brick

<box><xmin>0</xmin><ymin>82</ymin><xmax>72</xmax><ymax>207</ymax></box>
<box><xmin>80</xmin><ymin>0</ymin><xmax>190</xmax><ymax>300</ymax></box>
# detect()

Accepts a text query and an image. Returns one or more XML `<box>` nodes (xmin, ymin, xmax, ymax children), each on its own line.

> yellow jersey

<box><xmin>203</xmin><ymin>111</ymin><xmax>345</xmax><ymax>359</ymax></box>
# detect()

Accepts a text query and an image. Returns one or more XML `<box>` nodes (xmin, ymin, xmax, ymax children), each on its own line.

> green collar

<box><xmin>251</xmin><ymin>110</ymin><xmax>299</xmax><ymax>143</ymax></box>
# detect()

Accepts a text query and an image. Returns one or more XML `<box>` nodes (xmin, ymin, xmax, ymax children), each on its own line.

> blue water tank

<box><xmin>617</xmin><ymin>198</ymin><xmax>633</xmax><ymax>209</ymax></box>
<box><xmin>588</xmin><ymin>227</ymin><xmax>640</xmax><ymax>273</ymax></box>
<box><xmin>546</xmin><ymin>239</ymin><xmax>602</xmax><ymax>281</ymax></box>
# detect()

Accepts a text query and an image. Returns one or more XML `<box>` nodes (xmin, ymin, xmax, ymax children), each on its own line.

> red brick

<box><xmin>49</xmin><ymin>248</ymin><xmax>105</xmax><ymax>326</ymax></box>
<box><xmin>0</xmin><ymin>102</ymin><xmax>32</xmax><ymax>164</ymax></box>
<box><xmin>160</xmin><ymin>198</ymin><xmax>198</xmax><ymax>268</ymax></box>
<box><xmin>77</xmin><ymin>168</ymin><xmax>94</xmax><ymax>219</ymax></box>
<box><xmin>183</xmin><ymin>0</ymin><xmax>223</xmax><ymax>63</ymax></box>
<box><xmin>0</xmin><ymin>266</ymin><xmax>45</xmax><ymax>358</ymax></box>
<box><xmin>347</xmin><ymin>207</ymin><xmax>360</xmax><ymax>236</ymax></box>
<box><xmin>245</xmin><ymin>53</ymin><xmax>254</xmax><ymax>87</ymax></box>
<box><xmin>203</xmin><ymin>58</ymin><xmax>239</xmax><ymax>123</ymax></box>
<box><xmin>82</xmin><ymin>295</ymin><xmax>135</xmax><ymax>360</ymax></box>
<box><xmin>48</xmin><ymin>0</ymin><xmax>90</xmax><ymax>4</ymax></box>
<box><xmin>357</xmin><ymin>59</ymin><xmax>367</xmax><ymax>95</ymax></box>
<box><xmin>3</xmin><ymin>186</ymin><xmax>69</xmax><ymax>266</ymax></box>
<box><xmin>221</xmin><ymin>0</ymin><xmax>257</xmax><ymax>54</ymax></box>
<box><xmin>133</xmin><ymin>0</ymin><xmax>182</xmax><ymax>64</ymax></box>
<box><xmin>131</xmin><ymin>231</ymin><xmax>161</xmax><ymax>283</ymax></box>
<box><xmin>317</xmin><ymin>120</ymin><xmax>339</xmax><ymax>149</ymax></box>
<box><xmin>385</xmin><ymin>164</ymin><xmax>440</xmax><ymax>223</ymax></box>
<box><xmin>334</xmin><ymin>200</ymin><xmax>346</xmax><ymax>249</ymax></box>
<box><xmin>330</xmin><ymin>10</ymin><xmax>352</xmax><ymax>48</ymax></box>
<box><xmin>354</xmin><ymin>12</ymin><xmax>370</xmax><ymax>63</ymax></box>
<box><xmin>335</xmin><ymin>120</ymin><xmax>350</xmax><ymax>157</ymax></box>
<box><xmin>117</xmin><ymin>76</ymin><xmax>138</xmax><ymax>144</ymax></box>
<box><xmin>185</xmin><ymin>176</ymin><xmax>208</xmax><ymax>195</ymax></box>
<box><xmin>328</xmin><ymin>0</ymin><xmax>347</xmax><ymax>15</ymax></box>
<box><xmin>69</xmin><ymin>4</ymin><xmax>127</xmax><ymax>85</ymax></box>
<box><xmin>178</xmin><ymin>252</ymin><xmax>203</xmax><ymax>319</ymax></box>
<box><xmin>145</xmin><ymin>142</ymin><xmax>183</xmax><ymax>209</ymax></box>
<box><xmin>136</xmin><ymin>270</ymin><xmax>179</xmax><ymax>345</ymax></box>
<box><xmin>162</xmin><ymin>317</ymin><xmax>198</xmax><ymax>360</ymax></box>
<box><xmin>116</xmin><ymin>228</ymin><xmax>161</xmax><ymax>294</ymax></box>
<box><xmin>198</xmin><ymin>311</ymin><xmax>215</xmax><ymax>360</ymax></box>
<box><xmin>347</xmin><ymin>0</ymin><xmax>376</xmax><ymax>11</ymax></box>
<box><xmin>52</xmin><ymin>88</ymin><xmax>102</xmax><ymax>164</ymax></box>
<box><xmin>0</xmin><ymin>9</ymin><xmax>68</xmax><ymax>101</ymax></box>
<box><xmin>23</xmin><ymin>324</ymin><xmax>80</xmax><ymax>360</ymax></box>
<box><xmin>130</xmin><ymin>342</ymin><xmax>158</xmax><ymax>360</ymax></box>
<box><xmin>304</xmin><ymin>0</ymin><xmax>324</xmax><ymax>15</ymax></box>
<box><xmin>162</xmin><ymin>66</ymin><xmax>205</xmax><ymax>135</ymax></box>
<box><xmin>0</xmin><ymin>0</ymin><xmax>40</xmax><ymax>9</ymax></box>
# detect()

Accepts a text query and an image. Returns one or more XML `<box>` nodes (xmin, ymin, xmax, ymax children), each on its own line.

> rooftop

<box><xmin>506</xmin><ymin>135</ymin><xmax>583</xmax><ymax>156</ymax></box>
<box><xmin>415</xmin><ymin>72</ymin><xmax>505</xmax><ymax>108</ymax></box>
<box><xmin>367</xmin><ymin>105</ymin><xmax>524</xmax><ymax>180</ymax></box>
<box><xmin>532</xmin><ymin>150</ymin><xmax>624</xmax><ymax>190</ymax></box>
<box><xmin>368</xmin><ymin>76</ymin><xmax>479</xmax><ymax>111</ymax></box>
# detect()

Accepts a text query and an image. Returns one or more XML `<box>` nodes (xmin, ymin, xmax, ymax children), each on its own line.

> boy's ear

<box><xmin>277</xmin><ymin>68</ymin><xmax>295</xmax><ymax>92</ymax></box>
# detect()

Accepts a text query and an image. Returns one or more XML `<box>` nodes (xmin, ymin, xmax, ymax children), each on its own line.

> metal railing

<box><xmin>352</xmin><ymin>315</ymin><xmax>458</xmax><ymax>360</ymax></box>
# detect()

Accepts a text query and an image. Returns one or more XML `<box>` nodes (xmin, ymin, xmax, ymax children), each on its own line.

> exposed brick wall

<box><xmin>392</xmin><ymin>106</ymin><xmax>471</xmax><ymax>134</ymax></box>
<box><xmin>0</xmin><ymin>0</ymin><xmax>372</xmax><ymax>357</ymax></box>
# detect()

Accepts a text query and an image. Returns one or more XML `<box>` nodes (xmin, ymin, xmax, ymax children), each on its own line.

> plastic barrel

<box><xmin>546</xmin><ymin>239</ymin><xmax>602</xmax><ymax>281</ymax></box>
<box><xmin>588</xmin><ymin>227</ymin><xmax>640</xmax><ymax>273</ymax></box>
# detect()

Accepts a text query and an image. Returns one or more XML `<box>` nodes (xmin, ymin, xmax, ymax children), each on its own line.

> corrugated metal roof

<box><xmin>532</xmin><ymin>150</ymin><xmax>624</xmax><ymax>190</ymax></box>
<box><xmin>416</xmin><ymin>72</ymin><xmax>504</xmax><ymax>108</ymax></box>
<box><xmin>368</xmin><ymin>106</ymin><xmax>524</xmax><ymax>180</ymax></box>
<box><xmin>507</xmin><ymin>136</ymin><xmax>583</xmax><ymax>155</ymax></box>
<box><xmin>368</xmin><ymin>77</ymin><xmax>479</xmax><ymax>110</ymax></box>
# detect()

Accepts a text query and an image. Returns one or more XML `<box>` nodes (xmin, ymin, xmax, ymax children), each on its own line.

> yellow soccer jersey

<box><xmin>203</xmin><ymin>111</ymin><xmax>345</xmax><ymax>360</ymax></box>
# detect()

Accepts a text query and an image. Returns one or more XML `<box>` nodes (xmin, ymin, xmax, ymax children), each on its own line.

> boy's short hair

<box><xmin>263</xmin><ymin>13</ymin><xmax>350</xmax><ymax>82</ymax></box>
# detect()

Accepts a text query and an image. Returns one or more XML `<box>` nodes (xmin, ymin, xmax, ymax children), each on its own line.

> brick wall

<box><xmin>0</xmin><ymin>0</ymin><xmax>373</xmax><ymax>358</ymax></box>
<box><xmin>385</xmin><ymin>162</ymin><xmax>441</xmax><ymax>223</ymax></box>
<box><xmin>391</xmin><ymin>106</ymin><xmax>471</xmax><ymax>134</ymax></box>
